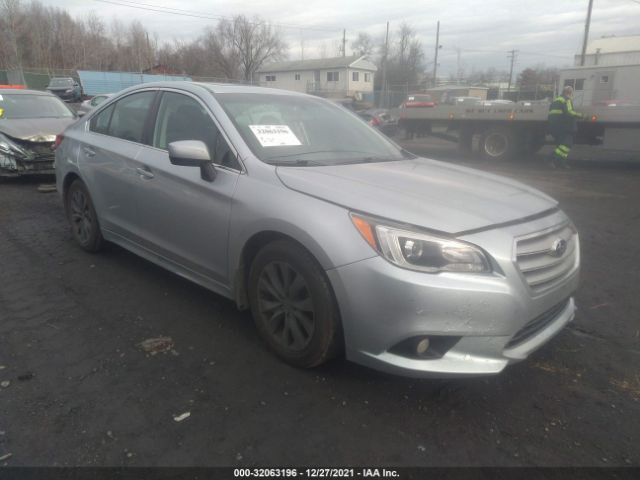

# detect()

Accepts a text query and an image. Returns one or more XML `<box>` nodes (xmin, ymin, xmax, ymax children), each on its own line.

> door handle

<box><xmin>136</xmin><ymin>167</ymin><xmax>155</xmax><ymax>179</ymax></box>
<box><xmin>82</xmin><ymin>146</ymin><xmax>96</xmax><ymax>157</ymax></box>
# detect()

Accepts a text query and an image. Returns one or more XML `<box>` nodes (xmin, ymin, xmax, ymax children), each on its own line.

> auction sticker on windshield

<box><xmin>249</xmin><ymin>125</ymin><xmax>302</xmax><ymax>147</ymax></box>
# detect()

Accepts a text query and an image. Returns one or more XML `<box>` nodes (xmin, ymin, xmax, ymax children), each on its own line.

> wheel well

<box><xmin>62</xmin><ymin>172</ymin><xmax>81</xmax><ymax>203</ymax></box>
<box><xmin>233</xmin><ymin>231</ymin><xmax>320</xmax><ymax>311</ymax></box>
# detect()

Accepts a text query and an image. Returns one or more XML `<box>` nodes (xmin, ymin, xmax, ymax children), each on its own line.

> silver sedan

<box><xmin>55</xmin><ymin>82</ymin><xmax>579</xmax><ymax>377</ymax></box>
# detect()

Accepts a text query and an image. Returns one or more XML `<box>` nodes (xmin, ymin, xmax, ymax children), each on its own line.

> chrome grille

<box><xmin>515</xmin><ymin>223</ymin><xmax>578</xmax><ymax>293</ymax></box>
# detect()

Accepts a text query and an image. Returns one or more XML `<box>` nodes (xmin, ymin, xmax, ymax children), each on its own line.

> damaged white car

<box><xmin>0</xmin><ymin>89</ymin><xmax>77</xmax><ymax>176</ymax></box>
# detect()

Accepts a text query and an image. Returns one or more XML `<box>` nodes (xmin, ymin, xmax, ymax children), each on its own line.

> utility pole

<box><xmin>580</xmin><ymin>0</ymin><xmax>594</xmax><ymax>66</ymax></box>
<box><xmin>507</xmin><ymin>49</ymin><xmax>518</xmax><ymax>94</ymax></box>
<box><xmin>432</xmin><ymin>20</ymin><xmax>440</xmax><ymax>87</ymax></box>
<box><xmin>342</xmin><ymin>29</ymin><xmax>346</xmax><ymax>57</ymax></box>
<box><xmin>381</xmin><ymin>21</ymin><xmax>389</xmax><ymax>108</ymax></box>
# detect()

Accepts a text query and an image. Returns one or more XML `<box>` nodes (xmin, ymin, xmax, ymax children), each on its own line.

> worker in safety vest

<box><xmin>547</xmin><ymin>85</ymin><xmax>582</xmax><ymax>169</ymax></box>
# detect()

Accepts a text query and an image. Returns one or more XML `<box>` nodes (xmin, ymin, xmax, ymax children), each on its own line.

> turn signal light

<box><xmin>53</xmin><ymin>134</ymin><xmax>64</xmax><ymax>150</ymax></box>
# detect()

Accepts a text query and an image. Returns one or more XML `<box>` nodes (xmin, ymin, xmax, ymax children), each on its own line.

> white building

<box><xmin>256</xmin><ymin>55</ymin><xmax>377</xmax><ymax>99</ymax></box>
<box><xmin>574</xmin><ymin>35</ymin><xmax>640</xmax><ymax>66</ymax></box>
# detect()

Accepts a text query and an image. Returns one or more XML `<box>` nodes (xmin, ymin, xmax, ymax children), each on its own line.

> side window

<box><xmin>89</xmin><ymin>103</ymin><xmax>115</xmax><ymax>135</ymax></box>
<box><xmin>107</xmin><ymin>91</ymin><xmax>156</xmax><ymax>144</ymax></box>
<box><xmin>152</xmin><ymin>92</ymin><xmax>240</xmax><ymax>170</ymax></box>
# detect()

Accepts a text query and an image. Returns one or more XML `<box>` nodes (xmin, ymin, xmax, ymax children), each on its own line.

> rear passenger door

<box><xmin>133</xmin><ymin>90</ymin><xmax>241</xmax><ymax>288</ymax></box>
<box><xmin>81</xmin><ymin>90</ymin><xmax>157</xmax><ymax>239</ymax></box>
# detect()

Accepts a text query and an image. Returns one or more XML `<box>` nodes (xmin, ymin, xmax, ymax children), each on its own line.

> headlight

<box><xmin>0</xmin><ymin>133</ymin><xmax>29</xmax><ymax>159</ymax></box>
<box><xmin>351</xmin><ymin>213</ymin><xmax>491</xmax><ymax>274</ymax></box>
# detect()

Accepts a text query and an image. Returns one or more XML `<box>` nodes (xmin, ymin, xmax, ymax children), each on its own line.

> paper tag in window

<box><xmin>249</xmin><ymin>125</ymin><xmax>302</xmax><ymax>147</ymax></box>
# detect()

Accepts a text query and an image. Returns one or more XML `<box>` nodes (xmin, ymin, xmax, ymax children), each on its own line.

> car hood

<box><xmin>276</xmin><ymin>158</ymin><xmax>558</xmax><ymax>234</ymax></box>
<box><xmin>0</xmin><ymin>117</ymin><xmax>76</xmax><ymax>142</ymax></box>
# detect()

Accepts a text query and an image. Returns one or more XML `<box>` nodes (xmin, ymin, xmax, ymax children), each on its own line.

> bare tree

<box><xmin>216</xmin><ymin>15</ymin><xmax>287</xmax><ymax>82</ymax></box>
<box><xmin>0</xmin><ymin>0</ymin><xmax>23</xmax><ymax>70</ymax></box>
<box><xmin>351</xmin><ymin>32</ymin><xmax>374</xmax><ymax>56</ymax></box>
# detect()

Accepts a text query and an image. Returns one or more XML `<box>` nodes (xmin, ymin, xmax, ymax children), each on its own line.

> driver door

<box><xmin>132</xmin><ymin>90</ymin><xmax>241</xmax><ymax>289</ymax></box>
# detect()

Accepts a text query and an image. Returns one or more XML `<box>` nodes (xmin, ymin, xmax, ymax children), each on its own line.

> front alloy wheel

<box><xmin>248</xmin><ymin>240</ymin><xmax>342</xmax><ymax>368</ymax></box>
<box><xmin>257</xmin><ymin>261</ymin><xmax>315</xmax><ymax>351</ymax></box>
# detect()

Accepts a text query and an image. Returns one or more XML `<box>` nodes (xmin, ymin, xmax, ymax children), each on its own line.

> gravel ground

<box><xmin>0</xmin><ymin>139</ymin><xmax>638</xmax><ymax>467</ymax></box>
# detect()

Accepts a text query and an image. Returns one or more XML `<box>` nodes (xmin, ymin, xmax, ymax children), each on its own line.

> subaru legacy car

<box><xmin>55</xmin><ymin>82</ymin><xmax>580</xmax><ymax>377</ymax></box>
<box><xmin>1</xmin><ymin>89</ymin><xmax>77</xmax><ymax>176</ymax></box>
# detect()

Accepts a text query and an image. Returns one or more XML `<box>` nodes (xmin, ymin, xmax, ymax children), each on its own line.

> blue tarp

<box><xmin>77</xmin><ymin>70</ymin><xmax>192</xmax><ymax>96</ymax></box>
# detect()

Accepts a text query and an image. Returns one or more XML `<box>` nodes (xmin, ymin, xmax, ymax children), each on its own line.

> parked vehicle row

<box><xmin>356</xmin><ymin>108</ymin><xmax>398</xmax><ymax>137</ymax></box>
<box><xmin>54</xmin><ymin>82</ymin><xmax>579</xmax><ymax>378</ymax></box>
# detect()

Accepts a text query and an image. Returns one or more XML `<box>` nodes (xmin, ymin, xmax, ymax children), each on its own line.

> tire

<box><xmin>248</xmin><ymin>240</ymin><xmax>342</xmax><ymax>368</ymax></box>
<box><xmin>65</xmin><ymin>179</ymin><xmax>104</xmax><ymax>252</ymax></box>
<box><xmin>480</xmin><ymin>127</ymin><xmax>518</xmax><ymax>161</ymax></box>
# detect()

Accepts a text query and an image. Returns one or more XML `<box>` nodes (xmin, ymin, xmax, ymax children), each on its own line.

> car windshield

<box><xmin>0</xmin><ymin>94</ymin><xmax>76</xmax><ymax>119</ymax></box>
<box><xmin>217</xmin><ymin>93</ymin><xmax>410</xmax><ymax>166</ymax></box>
<box><xmin>49</xmin><ymin>78</ymin><xmax>74</xmax><ymax>87</ymax></box>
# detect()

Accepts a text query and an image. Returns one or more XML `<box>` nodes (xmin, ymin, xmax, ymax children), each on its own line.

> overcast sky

<box><xmin>42</xmin><ymin>0</ymin><xmax>640</xmax><ymax>75</ymax></box>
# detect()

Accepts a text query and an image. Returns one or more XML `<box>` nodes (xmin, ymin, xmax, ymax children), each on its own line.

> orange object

<box><xmin>0</xmin><ymin>84</ymin><xmax>26</xmax><ymax>89</ymax></box>
<box><xmin>351</xmin><ymin>215</ymin><xmax>377</xmax><ymax>250</ymax></box>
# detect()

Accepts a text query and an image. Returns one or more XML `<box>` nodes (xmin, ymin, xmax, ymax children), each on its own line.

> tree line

<box><xmin>0</xmin><ymin>0</ymin><xmax>287</xmax><ymax>82</ymax></box>
<box><xmin>1</xmin><ymin>0</ymin><xmax>558</xmax><ymax>92</ymax></box>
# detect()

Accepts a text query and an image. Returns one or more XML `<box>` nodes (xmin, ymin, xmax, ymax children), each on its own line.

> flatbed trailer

<box><xmin>392</xmin><ymin>102</ymin><xmax>640</xmax><ymax>161</ymax></box>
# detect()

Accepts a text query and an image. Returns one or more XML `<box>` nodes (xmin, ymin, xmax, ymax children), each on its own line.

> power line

<box><xmin>92</xmin><ymin>0</ymin><xmax>342</xmax><ymax>33</ymax></box>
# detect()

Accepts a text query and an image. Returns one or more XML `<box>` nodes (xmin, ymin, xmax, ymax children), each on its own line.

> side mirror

<box><xmin>168</xmin><ymin>140</ymin><xmax>216</xmax><ymax>182</ymax></box>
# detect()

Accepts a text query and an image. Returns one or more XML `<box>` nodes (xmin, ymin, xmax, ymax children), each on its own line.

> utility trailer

<box><xmin>392</xmin><ymin>65</ymin><xmax>640</xmax><ymax>162</ymax></box>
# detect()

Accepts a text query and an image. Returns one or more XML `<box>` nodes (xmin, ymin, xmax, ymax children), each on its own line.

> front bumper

<box><xmin>327</xmin><ymin>213</ymin><xmax>579</xmax><ymax>377</ymax></box>
<box><xmin>1</xmin><ymin>154</ymin><xmax>55</xmax><ymax>176</ymax></box>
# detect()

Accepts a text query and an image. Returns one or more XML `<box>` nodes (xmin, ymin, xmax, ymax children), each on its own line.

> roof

<box><xmin>586</xmin><ymin>35</ymin><xmax>640</xmax><ymax>54</ymax></box>
<box><xmin>257</xmin><ymin>55</ymin><xmax>376</xmax><ymax>73</ymax></box>
<box><xmin>561</xmin><ymin>63</ymin><xmax>640</xmax><ymax>71</ymax></box>
<box><xmin>77</xmin><ymin>70</ymin><xmax>192</xmax><ymax>96</ymax></box>
<box><xmin>426</xmin><ymin>85</ymin><xmax>489</xmax><ymax>91</ymax></box>
<box><xmin>0</xmin><ymin>88</ymin><xmax>52</xmax><ymax>96</ymax></box>
<box><xmin>112</xmin><ymin>81</ymin><xmax>313</xmax><ymax>98</ymax></box>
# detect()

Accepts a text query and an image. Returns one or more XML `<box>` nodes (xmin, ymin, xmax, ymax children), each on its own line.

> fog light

<box><xmin>416</xmin><ymin>338</ymin><xmax>430</xmax><ymax>355</ymax></box>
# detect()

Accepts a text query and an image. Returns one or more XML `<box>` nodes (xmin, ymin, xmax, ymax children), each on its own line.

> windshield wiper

<box><xmin>268</xmin><ymin>149</ymin><xmax>384</xmax><ymax>160</ymax></box>
<box><xmin>268</xmin><ymin>158</ymin><xmax>328</xmax><ymax>167</ymax></box>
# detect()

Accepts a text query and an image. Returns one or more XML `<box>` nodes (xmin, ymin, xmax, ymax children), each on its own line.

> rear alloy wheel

<box><xmin>65</xmin><ymin>179</ymin><xmax>103</xmax><ymax>252</ymax></box>
<box><xmin>248</xmin><ymin>240</ymin><xmax>342</xmax><ymax>368</ymax></box>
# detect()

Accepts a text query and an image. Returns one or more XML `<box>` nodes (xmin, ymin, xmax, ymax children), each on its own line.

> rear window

<box><xmin>49</xmin><ymin>78</ymin><xmax>74</xmax><ymax>87</ymax></box>
<box><xmin>406</xmin><ymin>95</ymin><xmax>432</xmax><ymax>102</ymax></box>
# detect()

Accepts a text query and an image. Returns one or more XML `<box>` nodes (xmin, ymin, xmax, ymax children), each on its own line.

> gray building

<box><xmin>574</xmin><ymin>35</ymin><xmax>640</xmax><ymax>67</ymax></box>
<box><xmin>559</xmin><ymin>63</ymin><xmax>640</xmax><ymax>106</ymax></box>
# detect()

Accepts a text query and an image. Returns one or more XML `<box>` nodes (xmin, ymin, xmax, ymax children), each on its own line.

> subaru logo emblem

<box><xmin>551</xmin><ymin>238</ymin><xmax>568</xmax><ymax>257</ymax></box>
